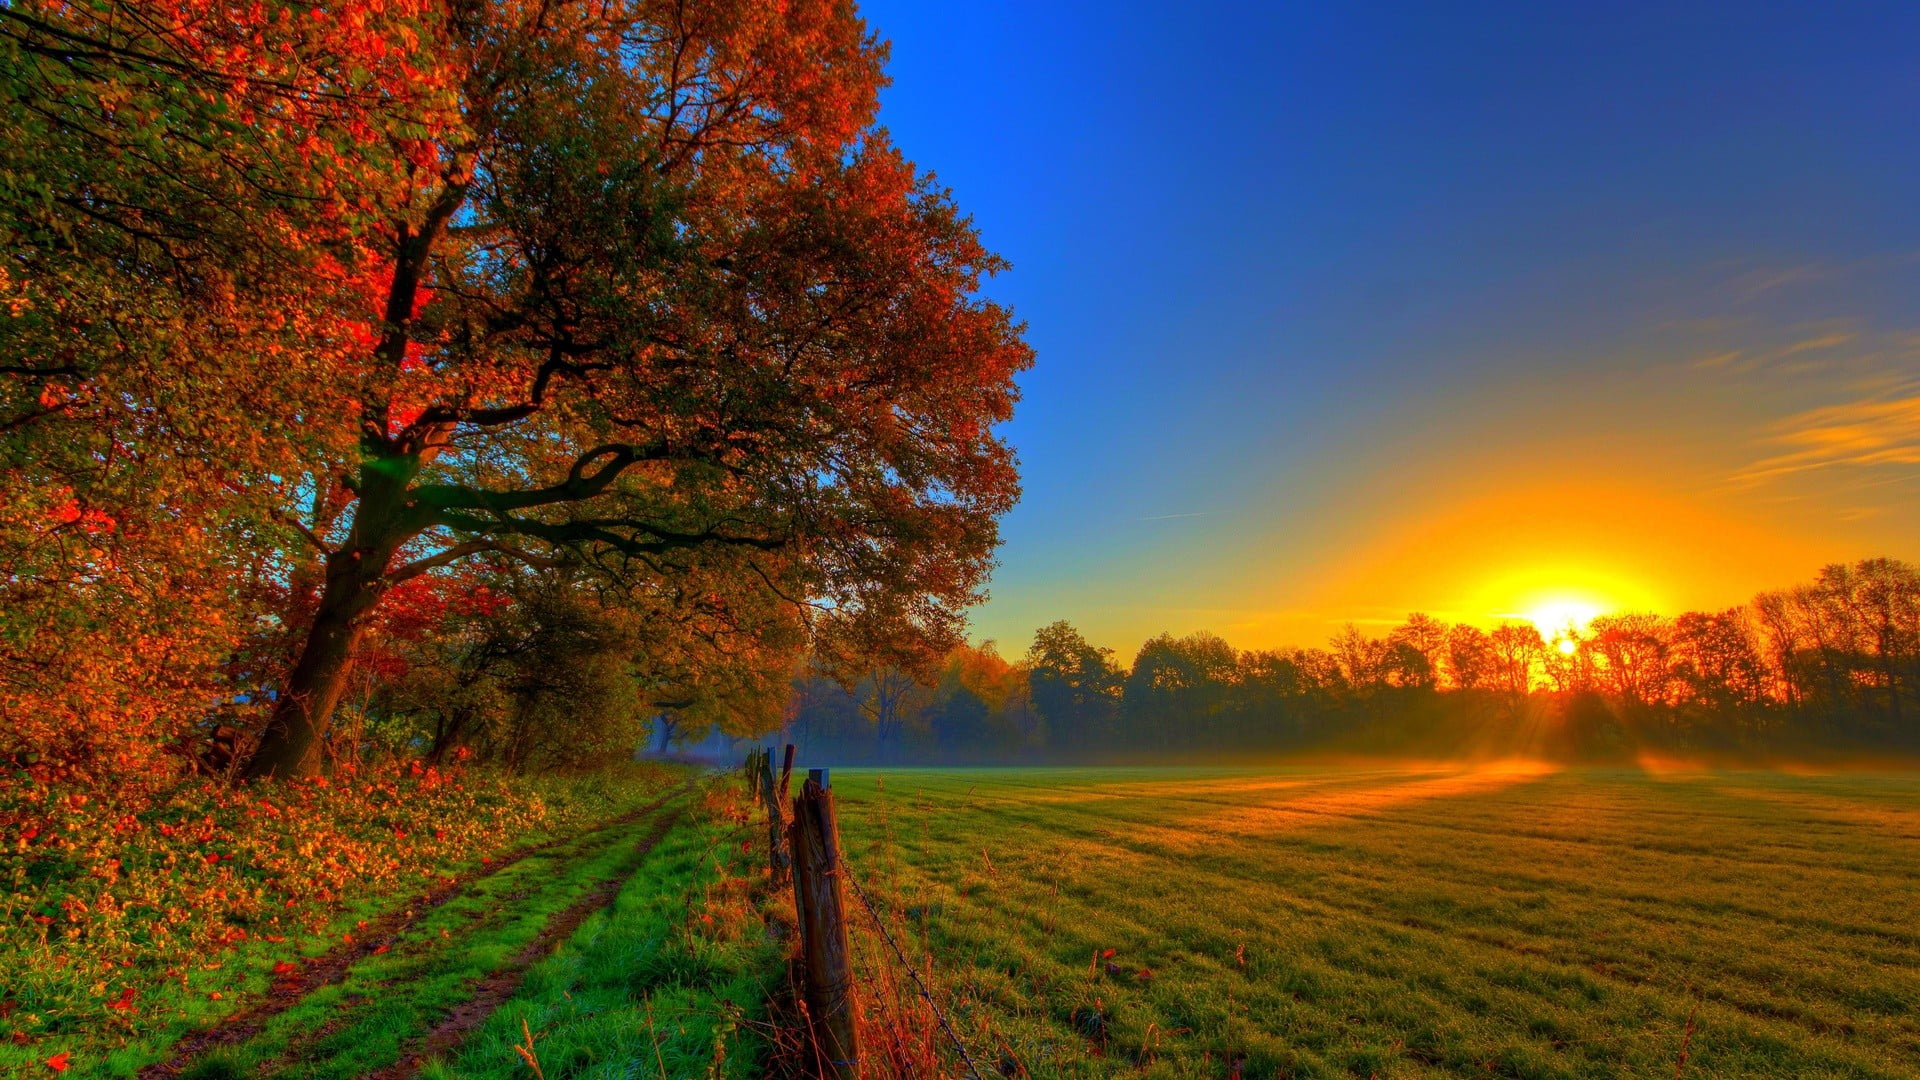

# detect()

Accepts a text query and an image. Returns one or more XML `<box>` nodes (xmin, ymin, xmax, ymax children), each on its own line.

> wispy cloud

<box><xmin>1722</xmin><ymin>262</ymin><xmax>1834</xmax><ymax>303</ymax></box>
<box><xmin>1735</xmin><ymin>389</ymin><xmax>1920</xmax><ymax>483</ymax></box>
<box><xmin>1689</xmin><ymin>326</ymin><xmax>1857</xmax><ymax>375</ymax></box>
<box><xmin>1719</xmin><ymin>250</ymin><xmax>1920</xmax><ymax>305</ymax></box>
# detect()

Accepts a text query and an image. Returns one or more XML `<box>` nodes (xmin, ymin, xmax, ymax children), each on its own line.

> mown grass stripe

<box><xmin>833</xmin><ymin>767</ymin><xmax>1920</xmax><ymax>1079</ymax></box>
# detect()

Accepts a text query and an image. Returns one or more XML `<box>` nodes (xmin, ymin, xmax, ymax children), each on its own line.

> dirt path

<box><xmin>139</xmin><ymin>783</ymin><xmax>692</xmax><ymax>1079</ymax></box>
<box><xmin>361</xmin><ymin>805</ymin><xmax>687</xmax><ymax>1079</ymax></box>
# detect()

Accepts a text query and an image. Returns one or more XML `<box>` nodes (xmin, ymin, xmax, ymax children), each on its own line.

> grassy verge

<box><xmin>417</xmin><ymin>775</ymin><xmax>789</xmax><ymax>1080</ymax></box>
<box><xmin>2</xmin><ymin>760</ymin><xmax>687</xmax><ymax>1078</ymax></box>
<box><xmin>170</xmin><ymin>783</ymin><xmax>692</xmax><ymax>1080</ymax></box>
<box><xmin>829</xmin><ymin>766</ymin><xmax>1920</xmax><ymax>1079</ymax></box>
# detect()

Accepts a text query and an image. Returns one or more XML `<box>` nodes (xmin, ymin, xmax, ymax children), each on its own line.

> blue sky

<box><xmin>858</xmin><ymin>0</ymin><xmax>1920</xmax><ymax>657</ymax></box>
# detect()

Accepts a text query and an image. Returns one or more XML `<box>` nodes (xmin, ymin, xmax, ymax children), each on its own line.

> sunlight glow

<box><xmin>1519</xmin><ymin>596</ymin><xmax>1605</xmax><ymax>637</ymax></box>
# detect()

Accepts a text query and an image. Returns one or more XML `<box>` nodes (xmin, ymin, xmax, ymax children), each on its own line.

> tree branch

<box><xmin>433</xmin><ymin>508</ymin><xmax>786</xmax><ymax>558</ymax></box>
<box><xmin>387</xmin><ymin>538</ymin><xmax>560</xmax><ymax>584</ymax></box>
<box><xmin>412</xmin><ymin>441</ymin><xmax>669</xmax><ymax>515</ymax></box>
<box><xmin>273</xmin><ymin>511</ymin><xmax>333</xmax><ymax>556</ymax></box>
<box><xmin>0</xmin><ymin>364</ymin><xmax>83</xmax><ymax>377</ymax></box>
<box><xmin>413</xmin><ymin>351</ymin><xmax>613</xmax><ymax>430</ymax></box>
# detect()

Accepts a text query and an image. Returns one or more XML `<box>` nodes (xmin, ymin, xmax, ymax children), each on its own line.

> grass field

<box><xmin>126</xmin><ymin>775</ymin><xmax>781</xmax><ymax>1080</ymax></box>
<box><xmin>829</xmin><ymin>765</ymin><xmax>1920</xmax><ymax>1079</ymax></box>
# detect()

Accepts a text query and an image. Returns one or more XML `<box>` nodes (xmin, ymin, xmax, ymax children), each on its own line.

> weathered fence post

<box><xmin>757</xmin><ymin>746</ymin><xmax>791</xmax><ymax>883</ymax></box>
<box><xmin>790</xmin><ymin>767</ymin><xmax>859</xmax><ymax>1080</ymax></box>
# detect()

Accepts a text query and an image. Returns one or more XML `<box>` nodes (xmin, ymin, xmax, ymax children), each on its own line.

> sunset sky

<box><xmin>863</xmin><ymin>0</ymin><xmax>1920</xmax><ymax>657</ymax></box>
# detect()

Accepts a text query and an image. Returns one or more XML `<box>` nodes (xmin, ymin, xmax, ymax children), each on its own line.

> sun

<box><xmin>1521</xmin><ymin>596</ymin><xmax>1604</xmax><ymax>637</ymax></box>
<box><xmin>1471</xmin><ymin>562</ymin><xmax>1661</xmax><ymax>642</ymax></box>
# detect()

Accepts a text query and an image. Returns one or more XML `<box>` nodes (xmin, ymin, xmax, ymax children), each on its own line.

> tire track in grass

<box><xmin>406</xmin><ymin>775</ymin><xmax>785</xmax><ymax>1080</ymax></box>
<box><xmin>358</xmin><ymin>804</ymin><xmax>687</xmax><ymax>1080</ymax></box>
<box><xmin>139</xmin><ymin>782</ymin><xmax>692</xmax><ymax>1079</ymax></box>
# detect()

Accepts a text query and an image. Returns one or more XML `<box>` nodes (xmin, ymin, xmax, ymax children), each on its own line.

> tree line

<box><xmin>769</xmin><ymin>558</ymin><xmax>1920</xmax><ymax>764</ymax></box>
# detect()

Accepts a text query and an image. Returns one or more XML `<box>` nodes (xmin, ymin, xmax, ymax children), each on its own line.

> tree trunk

<box><xmin>243</xmin><ymin>458</ymin><xmax>421</xmax><ymax>780</ymax></box>
<box><xmin>427</xmin><ymin>703</ymin><xmax>473</xmax><ymax>764</ymax></box>
<box><xmin>1877</xmin><ymin>629</ymin><xmax>1902</xmax><ymax>726</ymax></box>
<box><xmin>654</xmin><ymin>713</ymin><xmax>681</xmax><ymax>753</ymax></box>
<box><xmin>243</xmin><ymin>558</ymin><xmax>383</xmax><ymax>778</ymax></box>
<box><xmin>242</xmin><ymin>200</ymin><xmax>453</xmax><ymax>781</ymax></box>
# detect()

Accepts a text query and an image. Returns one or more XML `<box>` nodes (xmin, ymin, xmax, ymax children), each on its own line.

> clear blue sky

<box><xmin>858</xmin><ymin>0</ymin><xmax>1920</xmax><ymax>658</ymax></box>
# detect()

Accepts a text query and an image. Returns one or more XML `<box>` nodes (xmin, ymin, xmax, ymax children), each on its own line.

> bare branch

<box><xmin>0</xmin><ymin>364</ymin><xmax>83</xmax><ymax>377</ymax></box>
<box><xmin>432</xmin><ymin>508</ymin><xmax>786</xmax><ymax>559</ymax></box>
<box><xmin>273</xmin><ymin>511</ymin><xmax>333</xmax><ymax>556</ymax></box>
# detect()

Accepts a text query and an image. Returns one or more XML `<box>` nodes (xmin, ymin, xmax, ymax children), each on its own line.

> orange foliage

<box><xmin>3</xmin><ymin>0</ymin><xmax>1029</xmax><ymax>780</ymax></box>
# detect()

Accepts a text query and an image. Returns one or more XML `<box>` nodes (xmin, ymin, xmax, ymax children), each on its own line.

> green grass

<box><xmin>161</xmin><ymin>775</ymin><xmax>789</xmax><ymax>1080</ymax></box>
<box><xmin>828</xmin><ymin>765</ymin><xmax>1920</xmax><ymax>1079</ymax></box>
<box><xmin>163</xmin><ymin>784</ymin><xmax>696</xmax><ymax>1080</ymax></box>
<box><xmin>417</xmin><ymin>781</ymin><xmax>788</xmax><ymax>1080</ymax></box>
<box><xmin>5</xmin><ymin>761</ymin><xmax>691</xmax><ymax>1079</ymax></box>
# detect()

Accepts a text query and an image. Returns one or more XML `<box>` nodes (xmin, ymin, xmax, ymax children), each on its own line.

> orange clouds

<box><xmin>1738</xmin><ymin>389</ymin><xmax>1920</xmax><ymax>483</ymax></box>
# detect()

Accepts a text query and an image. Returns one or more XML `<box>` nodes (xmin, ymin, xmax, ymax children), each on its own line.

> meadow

<box><xmin>831</xmin><ymin>765</ymin><xmax>1920</xmax><ymax>1079</ymax></box>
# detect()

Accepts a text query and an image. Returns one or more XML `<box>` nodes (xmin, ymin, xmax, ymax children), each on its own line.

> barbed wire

<box><xmin>838</xmin><ymin>856</ymin><xmax>987</xmax><ymax>1080</ymax></box>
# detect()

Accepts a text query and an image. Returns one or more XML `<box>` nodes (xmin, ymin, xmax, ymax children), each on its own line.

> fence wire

<box><xmin>838</xmin><ymin>854</ymin><xmax>988</xmax><ymax>1080</ymax></box>
<box><xmin>748</xmin><ymin>752</ymin><xmax>987</xmax><ymax>1080</ymax></box>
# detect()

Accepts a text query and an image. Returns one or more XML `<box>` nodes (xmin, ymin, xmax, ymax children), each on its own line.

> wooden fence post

<box><xmin>757</xmin><ymin>746</ymin><xmax>791</xmax><ymax>883</ymax></box>
<box><xmin>790</xmin><ymin>768</ymin><xmax>859</xmax><ymax>1080</ymax></box>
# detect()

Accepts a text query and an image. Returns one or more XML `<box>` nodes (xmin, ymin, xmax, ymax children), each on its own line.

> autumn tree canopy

<box><xmin>0</xmin><ymin>0</ymin><xmax>1030</xmax><ymax>778</ymax></box>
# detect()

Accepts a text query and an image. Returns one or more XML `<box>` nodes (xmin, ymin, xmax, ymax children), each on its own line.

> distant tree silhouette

<box><xmin>1446</xmin><ymin>624</ymin><xmax>1496</xmax><ymax>690</ymax></box>
<box><xmin>1332</xmin><ymin>624</ymin><xmax>1391</xmax><ymax>696</ymax></box>
<box><xmin>1124</xmin><ymin>632</ymin><xmax>1238</xmax><ymax>750</ymax></box>
<box><xmin>1025</xmin><ymin>621</ymin><xmax>1124</xmax><ymax>751</ymax></box>
<box><xmin>1587</xmin><ymin>614</ymin><xmax>1671</xmax><ymax>713</ymax></box>
<box><xmin>776</xmin><ymin>558</ymin><xmax>1920</xmax><ymax>765</ymax></box>
<box><xmin>1490</xmin><ymin>623</ymin><xmax>1546</xmax><ymax>701</ymax></box>
<box><xmin>1388</xmin><ymin>613</ymin><xmax>1449</xmax><ymax>690</ymax></box>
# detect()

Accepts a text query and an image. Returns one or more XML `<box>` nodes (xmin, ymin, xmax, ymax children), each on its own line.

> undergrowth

<box><xmin>1</xmin><ymin>758</ymin><xmax>683</xmax><ymax>1076</ymax></box>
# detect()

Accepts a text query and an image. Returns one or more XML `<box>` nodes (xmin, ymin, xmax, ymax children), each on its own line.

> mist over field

<box><xmin>759</xmin><ymin>559</ymin><xmax>1920</xmax><ymax>774</ymax></box>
